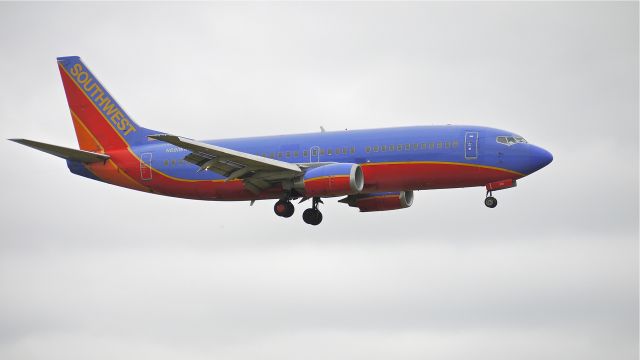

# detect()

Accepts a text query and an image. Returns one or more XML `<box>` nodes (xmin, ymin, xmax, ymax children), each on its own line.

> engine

<box><xmin>294</xmin><ymin>163</ymin><xmax>364</xmax><ymax>197</ymax></box>
<box><xmin>339</xmin><ymin>191</ymin><xmax>414</xmax><ymax>212</ymax></box>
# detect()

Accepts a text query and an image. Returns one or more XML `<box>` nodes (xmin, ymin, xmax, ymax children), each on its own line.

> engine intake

<box><xmin>339</xmin><ymin>191</ymin><xmax>414</xmax><ymax>212</ymax></box>
<box><xmin>295</xmin><ymin>163</ymin><xmax>364</xmax><ymax>197</ymax></box>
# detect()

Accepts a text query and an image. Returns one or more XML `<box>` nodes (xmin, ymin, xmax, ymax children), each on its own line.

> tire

<box><xmin>484</xmin><ymin>196</ymin><xmax>498</xmax><ymax>208</ymax></box>
<box><xmin>303</xmin><ymin>208</ymin><xmax>323</xmax><ymax>225</ymax></box>
<box><xmin>274</xmin><ymin>201</ymin><xmax>294</xmax><ymax>217</ymax></box>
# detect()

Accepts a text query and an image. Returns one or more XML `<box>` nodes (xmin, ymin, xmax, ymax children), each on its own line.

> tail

<box><xmin>57</xmin><ymin>56</ymin><xmax>157</xmax><ymax>151</ymax></box>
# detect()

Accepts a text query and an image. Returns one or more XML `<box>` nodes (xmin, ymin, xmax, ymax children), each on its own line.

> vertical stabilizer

<box><xmin>57</xmin><ymin>56</ymin><xmax>156</xmax><ymax>151</ymax></box>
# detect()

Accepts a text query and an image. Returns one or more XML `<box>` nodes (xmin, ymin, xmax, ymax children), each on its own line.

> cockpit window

<box><xmin>497</xmin><ymin>136</ymin><xmax>527</xmax><ymax>146</ymax></box>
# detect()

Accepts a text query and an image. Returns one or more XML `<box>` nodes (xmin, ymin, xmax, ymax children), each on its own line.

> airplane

<box><xmin>10</xmin><ymin>56</ymin><xmax>553</xmax><ymax>225</ymax></box>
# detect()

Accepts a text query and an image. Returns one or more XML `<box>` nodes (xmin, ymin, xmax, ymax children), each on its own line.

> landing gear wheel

<box><xmin>303</xmin><ymin>208</ymin><xmax>323</xmax><ymax>225</ymax></box>
<box><xmin>274</xmin><ymin>200</ymin><xmax>295</xmax><ymax>218</ymax></box>
<box><xmin>484</xmin><ymin>196</ymin><xmax>498</xmax><ymax>208</ymax></box>
<box><xmin>302</xmin><ymin>197</ymin><xmax>324</xmax><ymax>225</ymax></box>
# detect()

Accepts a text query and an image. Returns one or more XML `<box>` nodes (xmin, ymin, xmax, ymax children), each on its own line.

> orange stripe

<box><xmin>361</xmin><ymin>161</ymin><xmax>524</xmax><ymax>177</ymax></box>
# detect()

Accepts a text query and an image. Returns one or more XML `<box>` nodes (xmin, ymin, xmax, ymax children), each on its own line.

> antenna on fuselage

<box><xmin>320</xmin><ymin>126</ymin><xmax>326</xmax><ymax>133</ymax></box>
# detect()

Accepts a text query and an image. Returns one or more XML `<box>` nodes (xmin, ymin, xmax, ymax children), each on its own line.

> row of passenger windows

<box><xmin>261</xmin><ymin>147</ymin><xmax>357</xmax><ymax>159</ymax></box>
<box><xmin>259</xmin><ymin>140</ymin><xmax>459</xmax><ymax>159</ymax></box>
<box><xmin>163</xmin><ymin>159</ymin><xmax>186</xmax><ymax>166</ymax></box>
<box><xmin>367</xmin><ymin>140</ymin><xmax>459</xmax><ymax>153</ymax></box>
<box><xmin>161</xmin><ymin>140</ymin><xmax>460</xmax><ymax>164</ymax></box>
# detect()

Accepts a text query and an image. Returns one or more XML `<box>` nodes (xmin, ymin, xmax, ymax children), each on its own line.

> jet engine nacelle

<box><xmin>295</xmin><ymin>163</ymin><xmax>364</xmax><ymax>197</ymax></box>
<box><xmin>339</xmin><ymin>191</ymin><xmax>414</xmax><ymax>212</ymax></box>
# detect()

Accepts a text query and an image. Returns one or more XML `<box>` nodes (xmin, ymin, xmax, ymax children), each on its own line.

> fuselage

<box><xmin>69</xmin><ymin>124</ymin><xmax>553</xmax><ymax>201</ymax></box>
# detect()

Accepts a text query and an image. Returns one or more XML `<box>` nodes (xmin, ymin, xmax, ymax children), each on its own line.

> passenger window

<box><xmin>171</xmin><ymin>160</ymin><xmax>176</xmax><ymax>166</ymax></box>
<box><xmin>327</xmin><ymin>149</ymin><xmax>332</xmax><ymax>155</ymax></box>
<box><xmin>269</xmin><ymin>152</ymin><xmax>275</xmax><ymax>158</ymax></box>
<box><xmin>277</xmin><ymin>152</ymin><xmax>283</xmax><ymax>158</ymax></box>
<box><xmin>320</xmin><ymin>149</ymin><xmax>325</xmax><ymax>155</ymax></box>
<box><xmin>350</xmin><ymin>147</ymin><xmax>356</xmax><ymax>154</ymax></box>
<box><xmin>286</xmin><ymin>151</ymin><xmax>291</xmax><ymax>158</ymax></box>
<box><xmin>445</xmin><ymin>142</ymin><xmax>450</xmax><ymax>149</ymax></box>
<box><xmin>437</xmin><ymin>142</ymin><xmax>442</xmax><ymax>149</ymax></box>
<box><xmin>421</xmin><ymin>143</ymin><xmax>427</xmax><ymax>149</ymax></box>
<box><xmin>389</xmin><ymin>145</ymin><xmax>395</xmax><ymax>151</ymax></box>
<box><xmin>381</xmin><ymin>145</ymin><xmax>387</xmax><ymax>152</ymax></box>
<box><xmin>405</xmin><ymin>144</ymin><xmax>410</xmax><ymax>150</ymax></box>
<box><xmin>452</xmin><ymin>140</ymin><xmax>459</xmax><ymax>148</ymax></box>
<box><xmin>366</xmin><ymin>146</ymin><xmax>371</xmax><ymax>153</ymax></box>
<box><xmin>373</xmin><ymin>146</ymin><xmax>379</xmax><ymax>152</ymax></box>
<box><xmin>343</xmin><ymin>147</ymin><xmax>348</xmax><ymax>154</ymax></box>
<box><xmin>164</xmin><ymin>160</ymin><xmax>169</xmax><ymax>166</ymax></box>
<box><xmin>429</xmin><ymin>143</ymin><xmax>435</xmax><ymax>149</ymax></box>
<box><xmin>303</xmin><ymin>150</ymin><xmax>308</xmax><ymax>157</ymax></box>
<box><xmin>294</xmin><ymin>151</ymin><xmax>299</xmax><ymax>157</ymax></box>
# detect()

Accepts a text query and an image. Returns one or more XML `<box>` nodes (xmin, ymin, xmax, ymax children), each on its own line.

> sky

<box><xmin>0</xmin><ymin>2</ymin><xmax>637</xmax><ymax>360</ymax></box>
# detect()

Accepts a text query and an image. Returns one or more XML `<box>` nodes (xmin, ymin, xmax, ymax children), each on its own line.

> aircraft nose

<box><xmin>527</xmin><ymin>145</ymin><xmax>553</xmax><ymax>173</ymax></box>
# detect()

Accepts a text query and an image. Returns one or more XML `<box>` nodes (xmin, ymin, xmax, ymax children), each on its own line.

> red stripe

<box><xmin>361</xmin><ymin>163</ymin><xmax>521</xmax><ymax>192</ymax></box>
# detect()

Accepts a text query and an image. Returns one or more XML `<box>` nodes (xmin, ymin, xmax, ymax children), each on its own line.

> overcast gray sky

<box><xmin>0</xmin><ymin>2</ymin><xmax>637</xmax><ymax>360</ymax></box>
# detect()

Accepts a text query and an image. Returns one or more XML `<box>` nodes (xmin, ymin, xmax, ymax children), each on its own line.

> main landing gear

<box><xmin>302</xmin><ymin>197</ymin><xmax>323</xmax><ymax>226</ymax></box>
<box><xmin>274</xmin><ymin>197</ymin><xmax>323</xmax><ymax>225</ymax></box>
<box><xmin>484</xmin><ymin>191</ymin><xmax>498</xmax><ymax>208</ymax></box>
<box><xmin>274</xmin><ymin>199</ymin><xmax>295</xmax><ymax>218</ymax></box>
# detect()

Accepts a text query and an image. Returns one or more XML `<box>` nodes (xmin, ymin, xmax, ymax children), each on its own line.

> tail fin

<box><xmin>57</xmin><ymin>56</ymin><xmax>157</xmax><ymax>151</ymax></box>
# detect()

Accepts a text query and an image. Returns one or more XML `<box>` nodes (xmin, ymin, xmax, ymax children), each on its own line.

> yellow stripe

<box><xmin>304</xmin><ymin>175</ymin><xmax>349</xmax><ymax>183</ymax></box>
<box><xmin>360</xmin><ymin>161</ymin><xmax>525</xmax><ymax>177</ymax></box>
<box><xmin>71</xmin><ymin>110</ymin><xmax>152</xmax><ymax>191</ymax></box>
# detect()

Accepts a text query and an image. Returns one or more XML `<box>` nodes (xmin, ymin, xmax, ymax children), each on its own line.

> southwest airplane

<box><xmin>11</xmin><ymin>57</ymin><xmax>553</xmax><ymax>225</ymax></box>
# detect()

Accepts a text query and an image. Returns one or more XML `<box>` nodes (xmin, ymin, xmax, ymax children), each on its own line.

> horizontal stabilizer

<box><xmin>9</xmin><ymin>139</ymin><xmax>110</xmax><ymax>163</ymax></box>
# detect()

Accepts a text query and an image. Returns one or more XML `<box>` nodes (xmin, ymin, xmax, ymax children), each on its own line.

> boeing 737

<box><xmin>11</xmin><ymin>56</ymin><xmax>553</xmax><ymax>225</ymax></box>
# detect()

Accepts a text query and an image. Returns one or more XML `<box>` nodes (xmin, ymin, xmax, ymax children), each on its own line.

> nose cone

<box><xmin>527</xmin><ymin>145</ymin><xmax>553</xmax><ymax>174</ymax></box>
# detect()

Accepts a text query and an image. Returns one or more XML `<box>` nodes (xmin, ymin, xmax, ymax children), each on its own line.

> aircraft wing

<box><xmin>148</xmin><ymin>134</ymin><xmax>303</xmax><ymax>193</ymax></box>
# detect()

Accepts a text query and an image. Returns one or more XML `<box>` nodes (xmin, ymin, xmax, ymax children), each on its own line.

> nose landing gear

<box><xmin>484</xmin><ymin>191</ymin><xmax>498</xmax><ymax>208</ymax></box>
<box><xmin>302</xmin><ymin>197</ymin><xmax>323</xmax><ymax>225</ymax></box>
